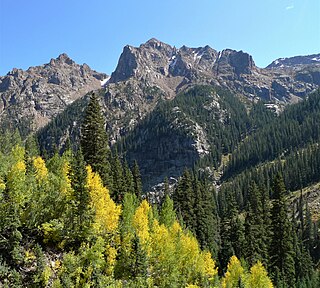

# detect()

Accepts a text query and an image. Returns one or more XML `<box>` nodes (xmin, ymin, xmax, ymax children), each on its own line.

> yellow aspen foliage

<box><xmin>7</xmin><ymin>159</ymin><xmax>27</xmax><ymax>205</ymax></box>
<box><xmin>106</xmin><ymin>244</ymin><xmax>118</xmax><ymax>276</ymax></box>
<box><xmin>179</xmin><ymin>233</ymin><xmax>200</xmax><ymax>265</ymax></box>
<box><xmin>151</xmin><ymin>220</ymin><xmax>175</xmax><ymax>262</ymax></box>
<box><xmin>60</xmin><ymin>160</ymin><xmax>72</xmax><ymax>199</ymax></box>
<box><xmin>222</xmin><ymin>255</ymin><xmax>245</xmax><ymax>288</ymax></box>
<box><xmin>244</xmin><ymin>261</ymin><xmax>273</xmax><ymax>288</ymax></box>
<box><xmin>33</xmin><ymin>156</ymin><xmax>48</xmax><ymax>181</ymax></box>
<box><xmin>0</xmin><ymin>178</ymin><xmax>5</xmax><ymax>191</ymax></box>
<box><xmin>86</xmin><ymin>166</ymin><xmax>121</xmax><ymax>235</ymax></box>
<box><xmin>132</xmin><ymin>200</ymin><xmax>151</xmax><ymax>245</ymax></box>
<box><xmin>170</xmin><ymin>220</ymin><xmax>183</xmax><ymax>237</ymax></box>
<box><xmin>199</xmin><ymin>251</ymin><xmax>218</xmax><ymax>279</ymax></box>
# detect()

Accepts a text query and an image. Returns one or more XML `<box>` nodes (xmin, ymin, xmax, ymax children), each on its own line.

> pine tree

<box><xmin>69</xmin><ymin>148</ymin><xmax>92</xmax><ymax>242</ymax></box>
<box><xmin>194</xmin><ymin>177</ymin><xmax>219</xmax><ymax>258</ymax></box>
<box><xmin>244</xmin><ymin>182</ymin><xmax>269</xmax><ymax>266</ymax></box>
<box><xmin>159</xmin><ymin>195</ymin><xmax>176</xmax><ymax>228</ymax></box>
<box><xmin>132</xmin><ymin>160</ymin><xmax>142</xmax><ymax>199</ymax></box>
<box><xmin>80</xmin><ymin>93</ymin><xmax>112</xmax><ymax>189</ymax></box>
<box><xmin>111</xmin><ymin>151</ymin><xmax>125</xmax><ymax>202</ymax></box>
<box><xmin>269</xmin><ymin>174</ymin><xmax>295</xmax><ymax>287</ymax></box>
<box><xmin>123</xmin><ymin>160</ymin><xmax>135</xmax><ymax>195</ymax></box>
<box><xmin>173</xmin><ymin>169</ymin><xmax>196</xmax><ymax>232</ymax></box>
<box><xmin>163</xmin><ymin>177</ymin><xmax>170</xmax><ymax>196</ymax></box>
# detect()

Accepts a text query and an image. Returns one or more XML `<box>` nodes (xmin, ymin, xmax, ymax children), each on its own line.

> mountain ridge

<box><xmin>0</xmin><ymin>53</ymin><xmax>107</xmax><ymax>136</ymax></box>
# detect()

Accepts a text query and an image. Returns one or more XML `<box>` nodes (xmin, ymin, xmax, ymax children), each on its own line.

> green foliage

<box><xmin>80</xmin><ymin>92</ymin><xmax>112</xmax><ymax>189</ymax></box>
<box><xmin>269</xmin><ymin>175</ymin><xmax>296</xmax><ymax>287</ymax></box>
<box><xmin>159</xmin><ymin>195</ymin><xmax>176</xmax><ymax>228</ymax></box>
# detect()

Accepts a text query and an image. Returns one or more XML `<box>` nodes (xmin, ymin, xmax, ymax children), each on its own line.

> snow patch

<box><xmin>312</xmin><ymin>57</ymin><xmax>320</xmax><ymax>62</ymax></box>
<box><xmin>100</xmin><ymin>76</ymin><xmax>110</xmax><ymax>87</ymax></box>
<box><xmin>169</xmin><ymin>55</ymin><xmax>177</xmax><ymax>70</ymax></box>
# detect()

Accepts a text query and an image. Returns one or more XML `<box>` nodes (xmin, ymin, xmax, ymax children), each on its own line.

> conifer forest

<box><xmin>1</xmin><ymin>88</ymin><xmax>320</xmax><ymax>288</ymax></box>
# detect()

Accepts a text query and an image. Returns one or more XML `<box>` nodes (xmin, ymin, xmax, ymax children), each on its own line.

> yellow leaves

<box><xmin>60</xmin><ymin>160</ymin><xmax>72</xmax><ymax>199</ymax></box>
<box><xmin>106</xmin><ymin>244</ymin><xmax>117</xmax><ymax>275</ymax></box>
<box><xmin>16</xmin><ymin>160</ymin><xmax>26</xmax><ymax>172</ymax></box>
<box><xmin>132</xmin><ymin>199</ymin><xmax>151</xmax><ymax>245</ymax></box>
<box><xmin>7</xmin><ymin>158</ymin><xmax>27</xmax><ymax>205</ymax></box>
<box><xmin>151</xmin><ymin>220</ymin><xmax>175</xmax><ymax>262</ymax></box>
<box><xmin>222</xmin><ymin>256</ymin><xmax>245</xmax><ymax>288</ymax></box>
<box><xmin>245</xmin><ymin>261</ymin><xmax>273</xmax><ymax>288</ymax></box>
<box><xmin>221</xmin><ymin>257</ymin><xmax>273</xmax><ymax>288</ymax></box>
<box><xmin>86</xmin><ymin>166</ymin><xmax>121</xmax><ymax>235</ymax></box>
<box><xmin>33</xmin><ymin>156</ymin><xmax>48</xmax><ymax>180</ymax></box>
<box><xmin>200</xmin><ymin>251</ymin><xmax>218</xmax><ymax>279</ymax></box>
<box><xmin>0</xmin><ymin>179</ymin><xmax>5</xmax><ymax>191</ymax></box>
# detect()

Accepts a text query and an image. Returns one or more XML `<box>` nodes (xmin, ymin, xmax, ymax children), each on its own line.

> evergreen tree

<box><xmin>163</xmin><ymin>176</ymin><xmax>170</xmax><ymax>196</ymax></box>
<box><xmin>159</xmin><ymin>195</ymin><xmax>176</xmax><ymax>228</ymax></box>
<box><xmin>80</xmin><ymin>93</ymin><xmax>112</xmax><ymax>189</ymax></box>
<box><xmin>194</xmin><ymin>177</ymin><xmax>219</xmax><ymax>258</ymax></box>
<box><xmin>123</xmin><ymin>160</ymin><xmax>135</xmax><ymax>195</ymax></box>
<box><xmin>132</xmin><ymin>160</ymin><xmax>142</xmax><ymax>199</ymax></box>
<box><xmin>173</xmin><ymin>169</ymin><xmax>196</xmax><ymax>232</ymax></box>
<box><xmin>269</xmin><ymin>174</ymin><xmax>296</xmax><ymax>287</ymax></box>
<box><xmin>111</xmin><ymin>151</ymin><xmax>125</xmax><ymax>202</ymax></box>
<box><xmin>244</xmin><ymin>182</ymin><xmax>269</xmax><ymax>266</ymax></box>
<box><xmin>69</xmin><ymin>148</ymin><xmax>92</xmax><ymax>242</ymax></box>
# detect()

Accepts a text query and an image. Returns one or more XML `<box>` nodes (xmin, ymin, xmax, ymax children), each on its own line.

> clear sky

<box><xmin>0</xmin><ymin>0</ymin><xmax>319</xmax><ymax>76</ymax></box>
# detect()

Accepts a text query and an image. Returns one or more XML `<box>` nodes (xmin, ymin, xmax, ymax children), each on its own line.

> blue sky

<box><xmin>0</xmin><ymin>0</ymin><xmax>319</xmax><ymax>75</ymax></box>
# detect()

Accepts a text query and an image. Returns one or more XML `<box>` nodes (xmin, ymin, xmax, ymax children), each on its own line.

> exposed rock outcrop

<box><xmin>0</xmin><ymin>53</ymin><xmax>107</xmax><ymax>135</ymax></box>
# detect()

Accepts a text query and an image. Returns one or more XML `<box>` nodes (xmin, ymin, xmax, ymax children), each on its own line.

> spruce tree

<box><xmin>194</xmin><ymin>177</ymin><xmax>219</xmax><ymax>258</ymax></box>
<box><xmin>123</xmin><ymin>160</ymin><xmax>135</xmax><ymax>195</ymax></box>
<box><xmin>269</xmin><ymin>174</ymin><xmax>296</xmax><ymax>287</ymax></box>
<box><xmin>70</xmin><ymin>148</ymin><xmax>92</xmax><ymax>242</ymax></box>
<box><xmin>173</xmin><ymin>169</ymin><xmax>196</xmax><ymax>232</ymax></box>
<box><xmin>132</xmin><ymin>160</ymin><xmax>142</xmax><ymax>199</ymax></box>
<box><xmin>244</xmin><ymin>182</ymin><xmax>269</xmax><ymax>266</ymax></box>
<box><xmin>111</xmin><ymin>151</ymin><xmax>125</xmax><ymax>202</ymax></box>
<box><xmin>80</xmin><ymin>93</ymin><xmax>112</xmax><ymax>189</ymax></box>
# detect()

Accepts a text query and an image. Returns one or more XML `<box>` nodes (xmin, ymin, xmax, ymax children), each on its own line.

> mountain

<box><xmin>87</xmin><ymin>39</ymin><xmax>319</xmax><ymax>144</ymax></box>
<box><xmin>0</xmin><ymin>53</ymin><xmax>107</xmax><ymax>137</ymax></box>
<box><xmin>267</xmin><ymin>53</ymin><xmax>320</xmax><ymax>68</ymax></box>
<box><xmin>30</xmin><ymin>39</ymin><xmax>319</xmax><ymax>191</ymax></box>
<box><xmin>109</xmin><ymin>38</ymin><xmax>319</xmax><ymax>103</ymax></box>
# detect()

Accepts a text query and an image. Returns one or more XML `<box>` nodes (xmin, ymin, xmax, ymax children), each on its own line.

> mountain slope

<box><xmin>0</xmin><ymin>53</ymin><xmax>107</xmax><ymax>137</ymax></box>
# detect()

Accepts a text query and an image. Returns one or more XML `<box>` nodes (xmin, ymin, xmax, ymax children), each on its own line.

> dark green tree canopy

<box><xmin>80</xmin><ymin>93</ymin><xmax>112</xmax><ymax>189</ymax></box>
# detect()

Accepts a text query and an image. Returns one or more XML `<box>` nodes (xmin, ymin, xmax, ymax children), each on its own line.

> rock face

<box><xmin>0</xmin><ymin>53</ymin><xmax>107</xmax><ymax>135</ymax></box>
<box><xmin>267</xmin><ymin>53</ymin><xmax>320</xmax><ymax>69</ymax></box>
<box><xmin>109</xmin><ymin>39</ymin><xmax>319</xmax><ymax>105</ymax></box>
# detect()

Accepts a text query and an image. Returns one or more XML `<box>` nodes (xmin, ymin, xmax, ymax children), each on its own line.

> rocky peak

<box><xmin>56</xmin><ymin>53</ymin><xmax>75</xmax><ymax>65</ymax></box>
<box><xmin>0</xmin><ymin>54</ymin><xmax>107</xmax><ymax>135</ymax></box>
<box><xmin>215</xmin><ymin>49</ymin><xmax>255</xmax><ymax>76</ymax></box>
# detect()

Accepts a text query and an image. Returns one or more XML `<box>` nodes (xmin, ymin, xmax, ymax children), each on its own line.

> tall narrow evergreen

<box><xmin>269</xmin><ymin>174</ymin><xmax>296</xmax><ymax>287</ymax></box>
<box><xmin>194</xmin><ymin>177</ymin><xmax>219</xmax><ymax>258</ymax></box>
<box><xmin>132</xmin><ymin>160</ymin><xmax>142</xmax><ymax>199</ymax></box>
<box><xmin>123</xmin><ymin>160</ymin><xmax>135</xmax><ymax>195</ymax></box>
<box><xmin>111</xmin><ymin>151</ymin><xmax>125</xmax><ymax>202</ymax></box>
<box><xmin>173</xmin><ymin>169</ymin><xmax>196</xmax><ymax>232</ymax></box>
<box><xmin>244</xmin><ymin>182</ymin><xmax>269</xmax><ymax>266</ymax></box>
<box><xmin>80</xmin><ymin>93</ymin><xmax>112</xmax><ymax>189</ymax></box>
<box><xmin>70</xmin><ymin>148</ymin><xmax>92</xmax><ymax>242</ymax></box>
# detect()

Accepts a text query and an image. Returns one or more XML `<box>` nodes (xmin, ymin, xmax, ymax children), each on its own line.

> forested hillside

<box><xmin>1</xmin><ymin>89</ymin><xmax>320</xmax><ymax>287</ymax></box>
<box><xmin>0</xmin><ymin>96</ymin><xmax>276</xmax><ymax>287</ymax></box>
